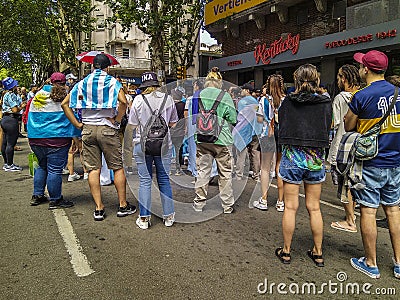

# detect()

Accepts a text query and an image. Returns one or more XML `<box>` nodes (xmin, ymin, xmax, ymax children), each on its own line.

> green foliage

<box><xmin>106</xmin><ymin>0</ymin><xmax>204</xmax><ymax>75</ymax></box>
<box><xmin>0</xmin><ymin>0</ymin><xmax>95</xmax><ymax>84</ymax></box>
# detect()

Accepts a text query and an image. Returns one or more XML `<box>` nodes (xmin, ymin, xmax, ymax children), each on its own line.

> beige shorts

<box><xmin>81</xmin><ymin>124</ymin><xmax>123</xmax><ymax>171</ymax></box>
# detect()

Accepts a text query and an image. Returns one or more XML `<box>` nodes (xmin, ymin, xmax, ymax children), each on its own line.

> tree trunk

<box><xmin>150</xmin><ymin>33</ymin><xmax>165</xmax><ymax>74</ymax></box>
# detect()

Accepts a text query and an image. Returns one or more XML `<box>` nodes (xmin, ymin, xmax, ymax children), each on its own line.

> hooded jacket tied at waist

<box><xmin>278</xmin><ymin>92</ymin><xmax>332</xmax><ymax>148</ymax></box>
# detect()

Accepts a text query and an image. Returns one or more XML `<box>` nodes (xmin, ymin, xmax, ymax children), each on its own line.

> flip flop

<box><xmin>331</xmin><ymin>221</ymin><xmax>357</xmax><ymax>233</ymax></box>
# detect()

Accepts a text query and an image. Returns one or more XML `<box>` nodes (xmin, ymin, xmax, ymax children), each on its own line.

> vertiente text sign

<box><xmin>205</xmin><ymin>0</ymin><xmax>270</xmax><ymax>26</ymax></box>
<box><xmin>254</xmin><ymin>33</ymin><xmax>300</xmax><ymax>65</ymax></box>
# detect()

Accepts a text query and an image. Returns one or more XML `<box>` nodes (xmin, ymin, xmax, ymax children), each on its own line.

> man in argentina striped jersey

<box><xmin>62</xmin><ymin>54</ymin><xmax>136</xmax><ymax>221</ymax></box>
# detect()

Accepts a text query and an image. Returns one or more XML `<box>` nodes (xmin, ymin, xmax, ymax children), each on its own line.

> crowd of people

<box><xmin>1</xmin><ymin>49</ymin><xmax>399</xmax><ymax>280</ymax></box>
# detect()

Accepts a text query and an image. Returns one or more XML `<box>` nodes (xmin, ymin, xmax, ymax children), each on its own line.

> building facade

<box><xmin>206</xmin><ymin>0</ymin><xmax>400</xmax><ymax>90</ymax></box>
<box><xmin>87</xmin><ymin>1</ymin><xmax>151</xmax><ymax>87</ymax></box>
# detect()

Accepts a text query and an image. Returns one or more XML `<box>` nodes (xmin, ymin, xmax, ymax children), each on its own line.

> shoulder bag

<box><xmin>354</xmin><ymin>87</ymin><xmax>398</xmax><ymax>160</ymax></box>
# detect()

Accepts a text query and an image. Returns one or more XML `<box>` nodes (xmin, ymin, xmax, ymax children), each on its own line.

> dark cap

<box><xmin>171</xmin><ymin>88</ymin><xmax>183</xmax><ymax>101</ymax></box>
<box><xmin>139</xmin><ymin>72</ymin><xmax>159</xmax><ymax>88</ymax></box>
<box><xmin>241</xmin><ymin>83</ymin><xmax>254</xmax><ymax>92</ymax></box>
<box><xmin>93</xmin><ymin>54</ymin><xmax>112</xmax><ymax>70</ymax></box>
<box><xmin>354</xmin><ymin>50</ymin><xmax>388</xmax><ymax>73</ymax></box>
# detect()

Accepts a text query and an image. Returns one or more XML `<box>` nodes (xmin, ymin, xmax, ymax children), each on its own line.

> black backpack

<box><xmin>140</xmin><ymin>94</ymin><xmax>169</xmax><ymax>156</ymax></box>
<box><xmin>196</xmin><ymin>90</ymin><xmax>225</xmax><ymax>143</ymax></box>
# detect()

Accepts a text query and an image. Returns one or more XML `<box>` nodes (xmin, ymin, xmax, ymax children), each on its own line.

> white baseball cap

<box><xmin>66</xmin><ymin>73</ymin><xmax>77</xmax><ymax>80</ymax></box>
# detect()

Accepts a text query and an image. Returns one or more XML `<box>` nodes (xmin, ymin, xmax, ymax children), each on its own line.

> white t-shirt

<box><xmin>129</xmin><ymin>91</ymin><xmax>178</xmax><ymax>146</ymax></box>
<box><xmin>82</xmin><ymin>108</ymin><xmax>119</xmax><ymax>129</ymax></box>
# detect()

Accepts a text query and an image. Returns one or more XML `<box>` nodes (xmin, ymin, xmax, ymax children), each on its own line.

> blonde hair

<box><xmin>293</xmin><ymin>64</ymin><xmax>320</xmax><ymax>94</ymax></box>
<box><xmin>142</xmin><ymin>86</ymin><xmax>158</xmax><ymax>95</ymax></box>
<box><xmin>205</xmin><ymin>67</ymin><xmax>223</xmax><ymax>89</ymax></box>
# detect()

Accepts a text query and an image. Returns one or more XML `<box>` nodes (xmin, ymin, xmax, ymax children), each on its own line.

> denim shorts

<box><xmin>278</xmin><ymin>154</ymin><xmax>326</xmax><ymax>184</ymax></box>
<box><xmin>351</xmin><ymin>166</ymin><xmax>400</xmax><ymax>208</ymax></box>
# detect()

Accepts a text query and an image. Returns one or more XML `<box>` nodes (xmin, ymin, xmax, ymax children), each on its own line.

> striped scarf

<box><xmin>69</xmin><ymin>69</ymin><xmax>122</xmax><ymax>109</ymax></box>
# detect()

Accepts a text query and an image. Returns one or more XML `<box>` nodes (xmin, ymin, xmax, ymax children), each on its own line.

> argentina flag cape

<box><xmin>69</xmin><ymin>69</ymin><xmax>122</xmax><ymax>109</ymax></box>
<box><xmin>27</xmin><ymin>85</ymin><xmax>80</xmax><ymax>138</ymax></box>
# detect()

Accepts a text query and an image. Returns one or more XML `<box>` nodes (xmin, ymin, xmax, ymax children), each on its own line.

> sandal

<box><xmin>307</xmin><ymin>250</ymin><xmax>324</xmax><ymax>267</ymax></box>
<box><xmin>275</xmin><ymin>247</ymin><xmax>291</xmax><ymax>264</ymax></box>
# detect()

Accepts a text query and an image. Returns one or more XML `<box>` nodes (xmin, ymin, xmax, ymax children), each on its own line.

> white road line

<box><xmin>52</xmin><ymin>209</ymin><xmax>95</xmax><ymax>277</ymax></box>
<box><xmin>270</xmin><ymin>183</ymin><xmax>360</xmax><ymax>216</ymax></box>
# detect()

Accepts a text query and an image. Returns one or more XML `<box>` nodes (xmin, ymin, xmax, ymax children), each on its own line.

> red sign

<box><xmin>325</xmin><ymin>29</ymin><xmax>396</xmax><ymax>49</ymax></box>
<box><xmin>227</xmin><ymin>60</ymin><xmax>242</xmax><ymax>66</ymax></box>
<box><xmin>254</xmin><ymin>33</ymin><xmax>300</xmax><ymax>65</ymax></box>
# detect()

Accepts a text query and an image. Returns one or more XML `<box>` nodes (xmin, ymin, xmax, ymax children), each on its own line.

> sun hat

<box><xmin>50</xmin><ymin>72</ymin><xmax>66</xmax><ymax>84</ymax></box>
<box><xmin>139</xmin><ymin>72</ymin><xmax>160</xmax><ymax>88</ymax></box>
<box><xmin>2</xmin><ymin>77</ymin><xmax>18</xmax><ymax>90</ymax></box>
<box><xmin>354</xmin><ymin>50</ymin><xmax>388</xmax><ymax>73</ymax></box>
<box><xmin>93</xmin><ymin>54</ymin><xmax>112</xmax><ymax>70</ymax></box>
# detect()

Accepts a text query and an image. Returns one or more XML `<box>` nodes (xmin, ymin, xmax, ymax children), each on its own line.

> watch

<box><xmin>113</xmin><ymin>120</ymin><xmax>121</xmax><ymax>129</ymax></box>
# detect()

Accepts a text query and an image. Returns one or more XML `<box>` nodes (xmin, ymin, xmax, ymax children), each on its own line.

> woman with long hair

<box><xmin>28</xmin><ymin>73</ymin><xmax>78</xmax><ymax>208</ymax></box>
<box><xmin>275</xmin><ymin>64</ymin><xmax>332</xmax><ymax>267</ymax></box>
<box><xmin>128</xmin><ymin>72</ymin><xmax>178</xmax><ymax>229</ymax></box>
<box><xmin>264</xmin><ymin>74</ymin><xmax>285</xmax><ymax>211</ymax></box>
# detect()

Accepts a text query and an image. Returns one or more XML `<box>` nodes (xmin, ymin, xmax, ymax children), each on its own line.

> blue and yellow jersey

<box><xmin>348</xmin><ymin>80</ymin><xmax>400</xmax><ymax>168</ymax></box>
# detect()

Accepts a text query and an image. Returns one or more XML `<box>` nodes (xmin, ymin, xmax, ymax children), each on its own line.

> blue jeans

<box><xmin>133</xmin><ymin>144</ymin><xmax>174</xmax><ymax>217</ymax></box>
<box><xmin>352</xmin><ymin>166</ymin><xmax>400</xmax><ymax>208</ymax></box>
<box><xmin>31</xmin><ymin>145</ymin><xmax>70</xmax><ymax>201</ymax></box>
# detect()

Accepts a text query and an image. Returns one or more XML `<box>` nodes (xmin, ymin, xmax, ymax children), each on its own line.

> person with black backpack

<box><xmin>192</xmin><ymin>67</ymin><xmax>237</xmax><ymax>214</ymax></box>
<box><xmin>128</xmin><ymin>72</ymin><xmax>178</xmax><ymax>229</ymax></box>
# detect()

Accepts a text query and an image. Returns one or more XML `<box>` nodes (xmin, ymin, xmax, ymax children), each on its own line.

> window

<box><xmin>97</xmin><ymin>14</ymin><xmax>105</xmax><ymax>31</ymax></box>
<box><xmin>122</xmin><ymin>48</ymin><xmax>130</xmax><ymax>58</ymax></box>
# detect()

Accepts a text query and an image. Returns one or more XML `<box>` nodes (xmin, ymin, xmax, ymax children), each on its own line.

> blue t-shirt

<box><xmin>2</xmin><ymin>92</ymin><xmax>20</xmax><ymax>113</ymax></box>
<box><xmin>348</xmin><ymin>80</ymin><xmax>400</xmax><ymax>168</ymax></box>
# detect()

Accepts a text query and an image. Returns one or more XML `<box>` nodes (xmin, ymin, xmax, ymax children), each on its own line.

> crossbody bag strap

<box><xmin>376</xmin><ymin>86</ymin><xmax>398</xmax><ymax>127</ymax></box>
<box><xmin>158</xmin><ymin>93</ymin><xmax>168</xmax><ymax>116</ymax></box>
<box><xmin>141</xmin><ymin>94</ymin><xmax>155</xmax><ymax>115</ymax></box>
<box><xmin>210</xmin><ymin>90</ymin><xmax>225</xmax><ymax>111</ymax></box>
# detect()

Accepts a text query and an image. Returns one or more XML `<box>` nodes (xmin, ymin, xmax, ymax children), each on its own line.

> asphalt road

<box><xmin>0</xmin><ymin>137</ymin><xmax>398</xmax><ymax>300</ymax></box>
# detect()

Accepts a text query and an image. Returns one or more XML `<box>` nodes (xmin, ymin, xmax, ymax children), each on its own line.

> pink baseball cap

<box><xmin>50</xmin><ymin>72</ymin><xmax>66</xmax><ymax>83</ymax></box>
<box><xmin>354</xmin><ymin>50</ymin><xmax>388</xmax><ymax>73</ymax></box>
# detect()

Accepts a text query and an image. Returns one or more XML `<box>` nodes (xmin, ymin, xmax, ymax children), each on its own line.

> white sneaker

<box><xmin>253</xmin><ymin>197</ymin><xmax>268</xmax><ymax>210</ymax></box>
<box><xmin>164</xmin><ymin>213</ymin><xmax>175</xmax><ymax>227</ymax></box>
<box><xmin>62</xmin><ymin>169</ymin><xmax>70</xmax><ymax>175</ymax></box>
<box><xmin>275</xmin><ymin>200</ymin><xmax>285</xmax><ymax>212</ymax></box>
<box><xmin>192</xmin><ymin>202</ymin><xmax>203</xmax><ymax>212</ymax></box>
<box><xmin>83</xmin><ymin>172</ymin><xmax>89</xmax><ymax>180</ymax></box>
<box><xmin>5</xmin><ymin>164</ymin><xmax>22</xmax><ymax>172</ymax></box>
<box><xmin>68</xmin><ymin>172</ymin><xmax>81</xmax><ymax>182</ymax></box>
<box><xmin>136</xmin><ymin>217</ymin><xmax>151</xmax><ymax>230</ymax></box>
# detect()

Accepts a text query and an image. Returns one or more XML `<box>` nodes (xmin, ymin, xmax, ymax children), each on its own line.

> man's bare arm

<box><xmin>344</xmin><ymin>109</ymin><xmax>358</xmax><ymax>132</ymax></box>
<box><xmin>61</xmin><ymin>93</ymin><xmax>83</xmax><ymax>129</ymax></box>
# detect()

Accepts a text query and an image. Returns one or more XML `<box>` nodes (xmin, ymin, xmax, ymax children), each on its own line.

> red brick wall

<box><xmin>212</xmin><ymin>0</ymin><xmax>348</xmax><ymax>57</ymax></box>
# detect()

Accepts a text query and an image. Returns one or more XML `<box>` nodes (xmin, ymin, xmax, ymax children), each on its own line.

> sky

<box><xmin>200</xmin><ymin>30</ymin><xmax>218</xmax><ymax>45</ymax></box>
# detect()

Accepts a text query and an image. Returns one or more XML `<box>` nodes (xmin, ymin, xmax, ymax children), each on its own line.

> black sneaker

<box><xmin>117</xmin><ymin>202</ymin><xmax>137</xmax><ymax>217</ymax></box>
<box><xmin>30</xmin><ymin>195</ymin><xmax>48</xmax><ymax>206</ymax></box>
<box><xmin>94</xmin><ymin>209</ymin><xmax>106</xmax><ymax>221</ymax></box>
<box><xmin>48</xmin><ymin>197</ymin><xmax>74</xmax><ymax>210</ymax></box>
